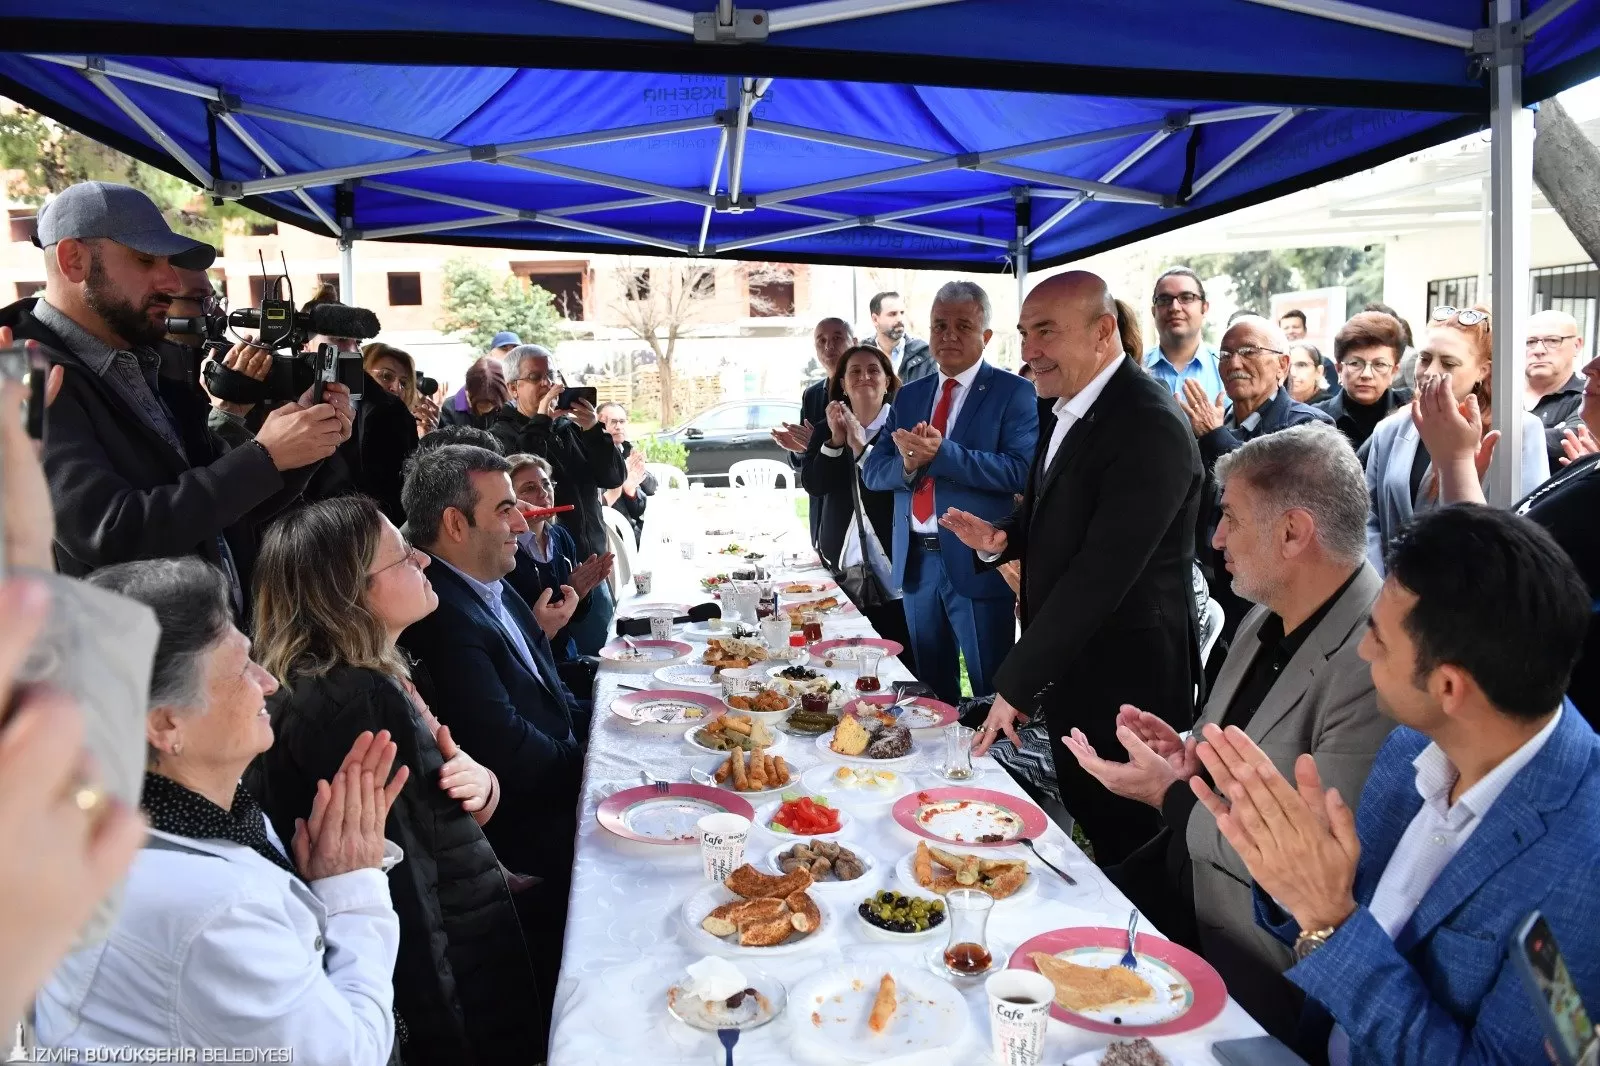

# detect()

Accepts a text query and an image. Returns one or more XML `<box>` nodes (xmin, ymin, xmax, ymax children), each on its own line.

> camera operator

<box><xmin>0</xmin><ymin>181</ymin><xmax>352</xmax><ymax>612</ymax></box>
<box><xmin>489</xmin><ymin>344</ymin><xmax>624</xmax><ymax>652</ymax></box>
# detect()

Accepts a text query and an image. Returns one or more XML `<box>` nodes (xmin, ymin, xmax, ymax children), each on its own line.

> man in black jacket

<box><xmin>943</xmin><ymin>271</ymin><xmax>1203</xmax><ymax>865</ymax></box>
<box><xmin>872</xmin><ymin>290</ymin><xmax>934</xmax><ymax>384</ymax></box>
<box><xmin>490</xmin><ymin>344</ymin><xmax>624</xmax><ymax>651</ymax></box>
<box><xmin>396</xmin><ymin>444</ymin><xmax>585</xmax><ymax>1007</ymax></box>
<box><xmin>3</xmin><ymin>182</ymin><xmax>349</xmax><ymax>613</ymax></box>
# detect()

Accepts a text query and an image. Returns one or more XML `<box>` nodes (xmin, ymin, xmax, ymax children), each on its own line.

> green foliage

<box><xmin>637</xmin><ymin>434</ymin><xmax>688</xmax><ymax>470</ymax></box>
<box><xmin>0</xmin><ymin>103</ymin><xmax>268</xmax><ymax>246</ymax></box>
<box><xmin>1189</xmin><ymin>246</ymin><xmax>1385</xmax><ymax>317</ymax></box>
<box><xmin>435</xmin><ymin>257</ymin><xmax>564</xmax><ymax>352</ymax></box>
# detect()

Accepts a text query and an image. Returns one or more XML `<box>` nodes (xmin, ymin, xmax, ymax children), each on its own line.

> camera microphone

<box><xmin>305</xmin><ymin>303</ymin><xmax>382</xmax><ymax>340</ymax></box>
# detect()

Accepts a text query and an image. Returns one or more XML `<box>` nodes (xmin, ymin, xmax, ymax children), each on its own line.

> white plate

<box><xmin>761</xmin><ymin>840</ymin><xmax>876</xmax><ymax>891</ymax></box>
<box><xmin>685</xmin><ymin>720</ymin><xmax>787</xmax><ymax>757</ymax></box>
<box><xmin>609</xmin><ymin>692</ymin><xmax>721</xmax><ymax>727</ymax></box>
<box><xmin>699</xmin><ymin>755</ymin><xmax>797</xmax><ymax>798</ymax></box>
<box><xmin>753</xmin><ymin>796</ymin><xmax>852</xmax><ymax>839</ymax></box>
<box><xmin>814</xmin><ymin>728</ymin><xmax>921</xmax><ymax>768</ymax></box>
<box><xmin>666</xmin><ymin>964</ymin><xmax>787</xmax><ymax>1033</ymax></box>
<box><xmin>892</xmin><ymin>847</ymin><xmax>1037</xmax><ymax>906</ymax></box>
<box><xmin>652</xmin><ymin>663</ymin><xmax>723</xmax><ymax>691</ymax></box>
<box><xmin>852</xmin><ymin>895</ymin><xmax>948</xmax><ymax>942</ymax></box>
<box><xmin>681</xmin><ymin>882</ymin><xmax>834</xmax><ymax>958</ymax></box>
<box><xmin>789</xmin><ymin>958</ymin><xmax>970</xmax><ymax>1063</ymax></box>
<box><xmin>800</xmin><ymin>763</ymin><xmax>915</xmax><ymax>807</ymax></box>
<box><xmin>1034</xmin><ymin>947</ymin><xmax>1199</xmax><ymax>1029</ymax></box>
<box><xmin>765</xmin><ymin>662</ymin><xmax>851</xmax><ymax>684</ymax></box>
<box><xmin>681</xmin><ymin>620</ymin><xmax>755</xmax><ymax>641</ymax></box>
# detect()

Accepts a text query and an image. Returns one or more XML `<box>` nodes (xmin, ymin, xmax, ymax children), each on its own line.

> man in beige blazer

<box><xmin>1066</xmin><ymin>422</ymin><xmax>1394</xmax><ymax>1038</ymax></box>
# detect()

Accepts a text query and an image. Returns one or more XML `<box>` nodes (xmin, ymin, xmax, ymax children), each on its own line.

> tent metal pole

<box><xmin>974</xmin><ymin>161</ymin><xmax>1167</xmax><ymax>205</ymax></box>
<box><xmin>759</xmin><ymin>158</ymin><xmax>960</xmax><ymax>205</ymax></box>
<box><xmin>338</xmin><ymin>240</ymin><xmax>354</xmax><ymax>307</ymax></box>
<box><xmin>28</xmin><ymin>54</ymin><xmax>221</xmax><ymax>99</ymax></box>
<box><xmin>1522</xmin><ymin>0</ymin><xmax>1584</xmax><ymax>36</ymax></box>
<box><xmin>536</xmin><ymin>215</ymin><xmax>693</xmax><ymax>254</ymax></box>
<box><xmin>767</xmin><ymin>0</ymin><xmax>969</xmax><ymax>32</ymax></box>
<box><xmin>1485</xmin><ymin>0</ymin><xmax>1532</xmax><ymax>507</ymax></box>
<box><xmin>1228</xmin><ymin>0</ymin><xmax>1474</xmax><ymax>47</ymax></box>
<box><xmin>546</xmin><ymin>195</ymin><xmax>672</xmax><ymax>217</ymax></box>
<box><xmin>1189</xmin><ymin>109</ymin><xmax>1299</xmax><ymax>197</ymax></box>
<box><xmin>215</xmin><ymin>111</ymin><xmax>339</xmax><ymax>234</ymax></box>
<box><xmin>698</xmin><ymin>125</ymin><xmax>730</xmax><ymax>253</ymax></box>
<box><xmin>1013</xmin><ymin>187</ymin><xmax>1030</xmax><ymax>309</ymax></box>
<box><xmin>81</xmin><ymin>71</ymin><xmax>213</xmax><ymax>188</ymax></box>
<box><xmin>497</xmin><ymin>156</ymin><xmax>716</xmax><ymax>208</ymax></box>
<box><xmin>354</xmin><ymin>216</ymin><xmax>520</xmax><ymax>241</ymax></box>
<box><xmin>360</xmin><ymin>179</ymin><xmax>667</xmax><ymax>220</ymax></box>
<box><xmin>237</xmin><ymin>117</ymin><xmax>720</xmax><ymax>197</ymax></box>
<box><xmin>712</xmin><ymin>218</ymin><xmax>861</xmax><ymax>253</ymax></box>
<box><xmin>1477</xmin><ymin>176</ymin><xmax>1492</xmax><ymax>306</ymax></box>
<box><xmin>727</xmin><ymin>78</ymin><xmax>771</xmax><ymax>205</ymax></box>
<box><xmin>540</xmin><ymin>0</ymin><xmax>694</xmax><ymax>33</ymax></box>
<box><xmin>1025</xmin><ymin>128</ymin><xmax>1173</xmax><ymax>246</ymax></box>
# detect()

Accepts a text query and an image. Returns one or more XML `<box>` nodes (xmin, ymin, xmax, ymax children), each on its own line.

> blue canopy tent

<box><xmin>0</xmin><ymin>0</ymin><xmax>1596</xmax><ymax>501</ymax></box>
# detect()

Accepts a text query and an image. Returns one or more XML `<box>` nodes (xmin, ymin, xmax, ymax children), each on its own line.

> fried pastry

<box><xmin>867</xmin><ymin>974</ymin><xmax>897</xmax><ymax>1035</ymax></box>
<box><xmin>930</xmin><ymin>845</ymin><xmax>981</xmax><ymax>886</ymax></box>
<box><xmin>1028</xmin><ymin>952</ymin><xmax>1155</xmax><ymax>1013</ymax></box>
<box><xmin>738</xmin><ymin>910</ymin><xmax>797</xmax><ymax>947</ymax></box>
<box><xmin>723</xmin><ymin>863</ymin><xmax>813</xmax><ymax>900</ymax></box>
<box><xmin>914</xmin><ymin>841</ymin><xmax>934</xmax><ymax>887</ymax></box>
<box><xmin>700</xmin><ymin>900</ymin><xmax>744</xmax><ymax>937</ymax></box>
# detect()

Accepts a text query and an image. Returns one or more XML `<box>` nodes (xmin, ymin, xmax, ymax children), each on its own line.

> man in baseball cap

<box><xmin>0</xmin><ymin>181</ymin><xmax>349</xmax><ymax>609</ymax></box>
<box><xmin>489</xmin><ymin>331</ymin><xmax>521</xmax><ymax>356</ymax></box>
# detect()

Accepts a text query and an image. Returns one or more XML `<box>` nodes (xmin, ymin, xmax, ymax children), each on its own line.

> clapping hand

<box><xmin>892</xmin><ymin>423</ymin><xmax>941</xmax><ymax>470</ymax></box>
<box><xmin>292</xmin><ymin>730</ymin><xmax>408</xmax><ymax>882</ymax></box>
<box><xmin>1177</xmin><ymin>380</ymin><xmax>1226</xmax><ymax>437</ymax></box>
<box><xmin>1412</xmin><ymin>375</ymin><xmax>1498</xmax><ymax>480</ymax></box>
<box><xmin>567</xmin><ymin>554</ymin><xmax>613</xmax><ymax>599</ymax></box>
<box><xmin>1560</xmin><ymin>425</ymin><xmax>1599</xmax><ymax>467</ymax></box>
<box><xmin>434</xmin><ymin>725</ymin><xmax>494</xmax><ymax>814</ymax></box>
<box><xmin>771</xmin><ymin>421</ymin><xmax>814</xmax><ymax>454</ymax></box>
<box><xmin>531</xmin><ymin>584</ymin><xmax>579</xmax><ymax>640</ymax></box>
<box><xmin>938</xmin><ymin>507</ymin><xmax>1007</xmax><ymax>556</ymax></box>
<box><xmin>412</xmin><ymin>392</ymin><xmax>441</xmax><ymax>436</ymax></box>
<box><xmin>1063</xmin><ymin>705</ymin><xmax>1199</xmax><ymax>807</ymax></box>
<box><xmin>1189</xmin><ymin>724</ymin><xmax>1359</xmax><ymax>933</ymax></box>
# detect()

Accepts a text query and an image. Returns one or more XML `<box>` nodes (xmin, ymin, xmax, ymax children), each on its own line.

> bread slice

<box><xmin>785</xmin><ymin>890</ymin><xmax>821</xmax><ymax>933</ymax></box>
<box><xmin>738</xmin><ymin>910</ymin><xmax>796</xmax><ymax>947</ymax></box>
<box><xmin>730</xmin><ymin>897</ymin><xmax>787</xmax><ymax>924</ymax></box>
<box><xmin>701</xmin><ymin>900</ymin><xmax>743</xmax><ymax>937</ymax></box>
<box><xmin>723</xmin><ymin>863</ymin><xmax>782</xmax><ymax>898</ymax></box>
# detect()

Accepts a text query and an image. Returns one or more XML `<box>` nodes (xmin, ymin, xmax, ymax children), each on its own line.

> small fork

<box><xmin>640</xmin><ymin>771</ymin><xmax>670</xmax><ymax>794</ymax></box>
<box><xmin>1120</xmin><ymin>909</ymin><xmax>1140</xmax><ymax>970</ymax></box>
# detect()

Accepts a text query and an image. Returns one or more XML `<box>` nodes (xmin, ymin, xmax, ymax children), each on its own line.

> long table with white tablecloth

<box><xmin>546</xmin><ymin>490</ymin><xmax>1265</xmax><ymax>1065</ymax></box>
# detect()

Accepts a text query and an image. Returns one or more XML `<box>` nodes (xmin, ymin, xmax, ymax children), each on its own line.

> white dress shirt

<box><xmin>910</xmin><ymin>360</ymin><xmax>984</xmax><ymax>533</ymax></box>
<box><xmin>1042</xmin><ymin>355</ymin><xmax>1124</xmax><ymax>472</ymax></box>
<box><xmin>1327</xmin><ymin>706</ymin><xmax>1563</xmax><ymax>1066</ymax></box>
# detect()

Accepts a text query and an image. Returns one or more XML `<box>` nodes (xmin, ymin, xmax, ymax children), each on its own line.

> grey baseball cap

<box><xmin>35</xmin><ymin>181</ymin><xmax>216</xmax><ymax>270</ymax></box>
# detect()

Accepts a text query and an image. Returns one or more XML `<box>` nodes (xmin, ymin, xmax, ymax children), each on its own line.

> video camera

<box><xmin>169</xmin><ymin>258</ymin><xmax>381</xmax><ymax>408</ymax></box>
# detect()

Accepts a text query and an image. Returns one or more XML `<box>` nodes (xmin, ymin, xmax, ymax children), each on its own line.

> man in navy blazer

<box><xmin>863</xmin><ymin>280</ymin><xmax>1037</xmax><ymax>703</ymax></box>
<box><xmin>1193</xmin><ymin>504</ymin><xmax>1600</xmax><ymax>1065</ymax></box>
<box><xmin>396</xmin><ymin>443</ymin><xmax>586</xmax><ymax>996</ymax></box>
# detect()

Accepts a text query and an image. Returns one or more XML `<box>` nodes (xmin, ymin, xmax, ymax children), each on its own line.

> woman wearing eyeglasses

<box><xmin>247</xmin><ymin>495</ymin><xmax>547</xmax><ymax>1065</ymax></box>
<box><xmin>1362</xmin><ymin>306</ymin><xmax>1548</xmax><ymax>573</ymax></box>
<box><xmin>1314</xmin><ymin>311</ymin><xmax>1413</xmax><ymax>450</ymax></box>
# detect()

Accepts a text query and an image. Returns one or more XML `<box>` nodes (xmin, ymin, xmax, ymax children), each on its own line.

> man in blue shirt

<box><xmin>1143</xmin><ymin>267</ymin><xmax>1224</xmax><ymax>404</ymax></box>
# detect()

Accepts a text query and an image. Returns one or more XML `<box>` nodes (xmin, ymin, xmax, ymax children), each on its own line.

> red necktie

<box><xmin>912</xmin><ymin>377</ymin><xmax>959</xmax><ymax>523</ymax></box>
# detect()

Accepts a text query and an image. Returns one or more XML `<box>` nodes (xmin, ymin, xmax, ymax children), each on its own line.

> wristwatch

<box><xmin>1294</xmin><ymin>925</ymin><xmax>1339</xmax><ymax>960</ymax></box>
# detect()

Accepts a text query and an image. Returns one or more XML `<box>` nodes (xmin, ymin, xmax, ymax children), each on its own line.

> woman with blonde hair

<box><xmin>1362</xmin><ymin>305</ymin><xmax>1548</xmax><ymax>571</ymax></box>
<box><xmin>247</xmin><ymin>495</ymin><xmax>547</xmax><ymax>1064</ymax></box>
<box><xmin>363</xmin><ymin>342</ymin><xmax>440</xmax><ymax>435</ymax></box>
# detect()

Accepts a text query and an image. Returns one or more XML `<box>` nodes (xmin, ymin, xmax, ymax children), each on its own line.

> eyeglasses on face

<box><xmin>1432</xmin><ymin>306</ymin><xmax>1490</xmax><ymax>327</ymax></box>
<box><xmin>1153</xmin><ymin>292</ymin><xmax>1204</xmax><ymax>308</ymax></box>
<box><xmin>1218</xmin><ymin>345</ymin><xmax>1284</xmax><ymax>362</ymax></box>
<box><xmin>1526</xmin><ymin>335</ymin><xmax>1578</xmax><ymax>351</ymax></box>
<box><xmin>1341</xmin><ymin>358</ymin><xmax>1395</xmax><ymax>375</ymax></box>
<box><xmin>369</xmin><ymin>542</ymin><xmax>424</xmax><ymax>578</ymax></box>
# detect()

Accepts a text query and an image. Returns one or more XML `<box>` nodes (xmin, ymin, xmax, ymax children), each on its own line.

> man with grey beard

<box><xmin>0</xmin><ymin>182</ymin><xmax>350</xmax><ymax>615</ymax></box>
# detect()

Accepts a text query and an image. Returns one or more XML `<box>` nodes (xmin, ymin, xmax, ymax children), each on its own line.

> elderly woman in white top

<box><xmin>800</xmin><ymin>343</ymin><xmax>912</xmax><ymax>660</ymax></box>
<box><xmin>35</xmin><ymin>558</ymin><xmax>407</xmax><ymax>1065</ymax></box>
<box><xmin>1362</xmin><ymin>306</ymin><xmax>1548</xmax><ymax>572</ymax></box>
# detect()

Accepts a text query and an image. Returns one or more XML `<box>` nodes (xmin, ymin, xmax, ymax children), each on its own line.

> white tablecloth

<box><xmin>548</xmin><ymin>491</ymin><xmax>1264</xmax><ymax>1065</ymax></box>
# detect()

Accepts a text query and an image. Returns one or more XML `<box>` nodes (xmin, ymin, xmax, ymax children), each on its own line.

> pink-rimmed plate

<box><xmin>599</xmin><ymin>639</ymin><xmax>694</xmax><ymax>668</ymax></box>
<box><xmin>809</xmin><ymin>636</ymin><xmax>905</xmax><ymax>662</ymax></box>
<box><xmin>891</xmin><ymin>787</ymin><xmax>1048</xmax><ymax>847</ymax></box>
<box><xmin>1009</xmin><ymin>927</ymin><xmax>1227</xmax><ymax>1037</ymax></box>
<box><xmin>618</xmin><ymin>601</ymin><xmax>694</xmax><ymax>619</ymax></box>
<box><xmin>595</xmin><ymin>783</ymin><xmax>755</xmax><ymax>846</ymax></box>
<box><xmin>776</xmin><ymin>578</ymin><xmax>838</xmax><ymax>597</ymax></box>
<box><xmin>839</xmin><ymin>694</ymin><xmax>957</xmax><ymax>731</ymax></box>
<box><xmin>610</xmin><ymin>689</ymin><xmax>724</xmax><ymax>726</ymax></box>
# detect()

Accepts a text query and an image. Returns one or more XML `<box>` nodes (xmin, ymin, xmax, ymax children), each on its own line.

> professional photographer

<box><xmin>489</xmin><ymin>344</ymin><xmax>624</xmax><ymax>653</ymax></box>
<box><xmin>0</xmin><ymin>182</ymin><xmax>351</xmax><ymax>611</ymax></box>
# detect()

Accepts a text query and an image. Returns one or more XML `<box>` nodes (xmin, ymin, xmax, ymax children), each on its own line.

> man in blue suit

<box><xmin>397</xmin><ymin>443</ymin><xmax>587</xmax><ymax>1004</ymax></box>
<box><xmin>863</xmin><ymin>280</ymin><xmax>1037</xmax><ymax>703</ymax></box>
<box><xmin>1193</xmin><ymin>504</ymin><xmax>1600</xmax><ymax>1065</ymax></box>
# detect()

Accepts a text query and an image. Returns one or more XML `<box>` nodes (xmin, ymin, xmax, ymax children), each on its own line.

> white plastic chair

<box><xmin>601</xmin><ymin>504</ymin><xmax>636</xmax><ymax>598</ymax></box>
<box><xmin>1199</xmin><ymin>597</ymin><xmax>1226</xmax><ymax>667</ymax></box>
<box><xmin>647</xmin><ymin>463</ymin><xmax>688</xmax><ymax>490</ymax></box>
<box><xmin>728</xmin><ymin>459</ymin><xmax>797</xmax><ymax>490</ymax></box>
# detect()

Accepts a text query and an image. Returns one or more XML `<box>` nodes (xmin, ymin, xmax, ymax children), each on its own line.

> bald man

<box><xmin>1525</xmin><ymin>308</ymin><xmax>1587</xmax><ymax>470</ymax></box>
<box><xmin>942</xmin><ymin>271</ymin><xmax>1203</xmax><ymax>864</ymax></box>
<box><xmin>1176</xmin><ymin>317</ymin><xmax>1333</xmax><ymax>676</ymax></box>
